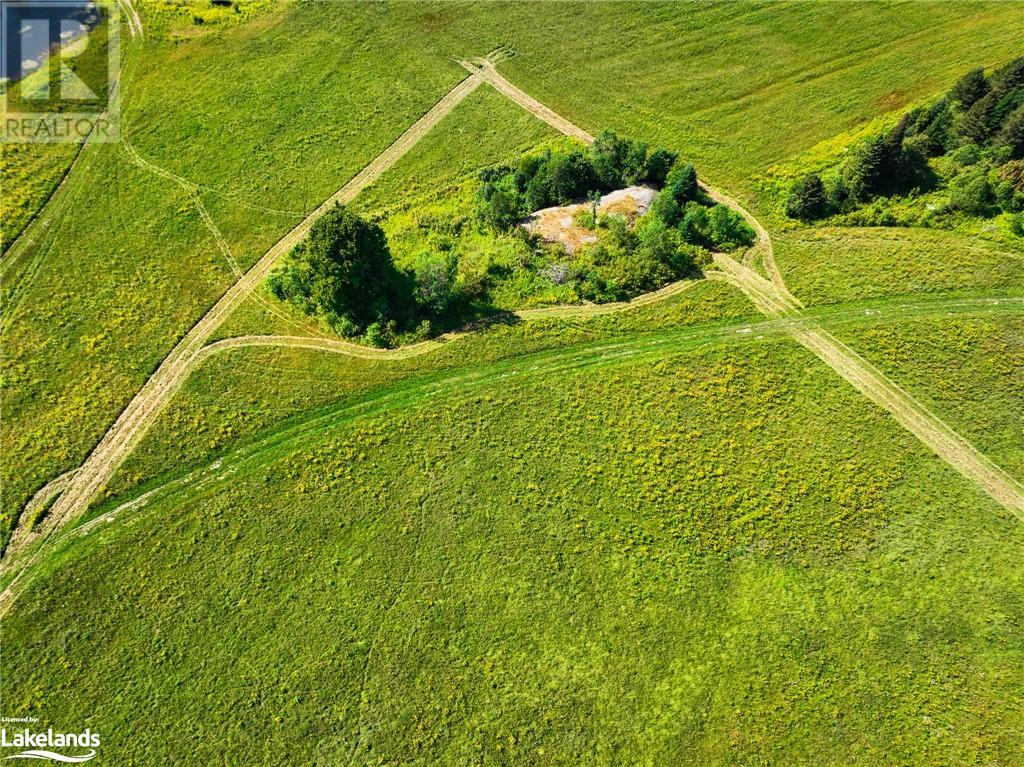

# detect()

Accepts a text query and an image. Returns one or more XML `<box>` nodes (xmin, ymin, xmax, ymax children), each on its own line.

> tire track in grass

<box><xmin>458</xmin><ymin>58</ymin><xmax>798</xmax><ymax>302</ymax></box>
<box><xmin>2</xmin><ymin>72</ymin><xmax>484</xmax><ymax>560</ymax></box>
<box><xmin>8</xmin><ymin>52</ymin><xmax>1024</xmax><ymax>593</ymax></box>
<box><xmin>3</xmin><ymin>292</ymin><xmax>1020</xmax><ymax>611</ymax></box>
<box><xmin>121</xmin><ymin>141</ymin><xmax>324</xmax><ymax>337</ymax></box>
<box><xmin>463</xmin><ymin>58</ymin><xmax>1024</xmax><ymax>520</ymax></box>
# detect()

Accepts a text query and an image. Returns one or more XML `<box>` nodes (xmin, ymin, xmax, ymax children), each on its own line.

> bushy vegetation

<box><xmin>780</xmin><ymin>56</ymin><xmax>1024</xmax><ymax>227</ymax></box>
<box><xmin>470</xmin><ymin>134</ymin><xmax>751</xmax><ymax>307</ymax></box>
<box><xmin>647</xmin><ymin>163</ymin><xmax>755</xmax><ymax>250</ymax></box>
<box><xmin>137</xmin><ymin>0</ymin><xmax>275</xmax><ymax>32</ymax></box>
<box><xmin>7</xmin><ymin>4</ymin><xmax>1024</xmax><ymax>764</ymax></box>
<box><xmin>269</xmin><ymin>132</ymin><xmax>746</xmax><ymax>343</ymax></box>
<box><xmin>476</xmin><ymin>130</ymin><xmax>679</xmax><ymax>229</ymax></box>
<box><xmin>477</xmin><ymin>131</ymin><xmax>752</xmax><ymax>252</ymax></box>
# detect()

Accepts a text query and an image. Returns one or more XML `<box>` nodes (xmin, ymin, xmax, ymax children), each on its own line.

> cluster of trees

<box><xmin>785</xmin><ymin>56</ymin><xmax>1024</xmax><ymax>222</ymax></box>
<box><xmin>647</xmin><ymin>163</ymin><xmax>755</xmax><ymax>249</ymax></box>
<box><xmin>476</xmin><ymin>135</ymin><xmax>753</xmax><ymax>299</ymax></box>
<box><xmin>268</xmin><ymin>205</ymin><xmax>437</xmax><ymax>347</ymax></box>
<box><xmin>477</xmin><ymin>131</ymin><xmax>679</xmax><ymax>229</ymax></box>
<box><xmin>270</xmin><ymin>140</ymin><xmax>762</xmax><ymax>346</ymax></box>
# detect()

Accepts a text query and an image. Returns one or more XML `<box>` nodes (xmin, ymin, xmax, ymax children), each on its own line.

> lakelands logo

<box><xmin>1</xmin><ymin>727</ymin><xmax>99</xmax><ymax>762</ymax></box>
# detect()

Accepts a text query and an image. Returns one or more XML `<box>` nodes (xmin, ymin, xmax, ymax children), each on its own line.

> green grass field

<box><xmin>774</xmin><ymin>226</ymin><xmax>1024</xmax><ymax>306</ymax></box>
<box><xmin>835</xmin><ymin>313</ymin><xmax>1024</xmax><ymax>482</ymax></box>
<box><xmin>2</xmin><ymin>2</ymin><xmax>1023</xmax><ymax>764</ymax></box>
<box><xmin>5</xmin><ymin>337</ymin><xmax>1022</xmax><ymax>764</ymax></box>
<box><xmin>0</xmin><ymin>142</ymin><xmax>81</xmax><ymax>252</ymax></box>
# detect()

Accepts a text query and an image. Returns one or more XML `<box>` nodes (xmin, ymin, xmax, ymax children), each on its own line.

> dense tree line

<box><xmin>785</xmin><ymin>56</ymin><xmax>1024</xmax><ymax>222</ymax></box>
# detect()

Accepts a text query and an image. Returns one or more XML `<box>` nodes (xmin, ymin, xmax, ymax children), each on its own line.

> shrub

<box><xmin>414</xmin><ymin>252</ymin><xmax>459</xmax><ymax>314</ymax></box>
<box><xmin>678</xmin><ymin>202</ymin><xmax>710</xmax><ymax>246</ymax></box>
<box><xmin>644</xmin><ymin>148</ymin><xmax>679</xmax><ymax>187</ymax></box>
<box><xmin>665</xmin><ymin>162</ymin><xmax>698</xmax><ymax>203</ymax></box>
<box><xmin>784</xmin><ymin>173</ymin><xmax>828</xmax><ymax>221</ymax></box>
<box><xmin>363</xmin><ymin>322</ymin><xmax>388</xmax><ymax>348</ymax></box>
<box><xmin>650</xmin><ymin>189</ymin><xmax>682</xmax><ymax>226</ymax></box>
<box><xmin>948</xmin><ymin>166</ymin><xmax>994</xmax><ymax>215</ymax></box>
<box><xmin>707</xmin><ymin>204</ymin><xmax>755</xmax><ymax>248</ymax></box>
<box><xmin>635</xmin><ymin>217</ymin><xmax>696</xmax><ymax>276</ymax></box>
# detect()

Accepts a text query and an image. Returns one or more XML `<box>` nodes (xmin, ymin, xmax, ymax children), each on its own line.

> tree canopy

<box><xmin>268</xmin><ymin>204</ymin><xmax>404</xmax><ymax>339</ymax></box>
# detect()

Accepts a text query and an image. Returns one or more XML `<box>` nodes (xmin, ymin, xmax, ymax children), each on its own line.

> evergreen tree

<box><xmin>1000</xmin><ymin>104</ymin><xmax>1024</xmax><ymax>159</ymax></box>
<box><xmin>784</xmin><ymin>173</ymin><xmax>828</xmax><ymax>220</ymax></box>
<box><xmin>949</xmin><ymin>67</ymin><xmax>989</xmax><ymax>110</ymax></box>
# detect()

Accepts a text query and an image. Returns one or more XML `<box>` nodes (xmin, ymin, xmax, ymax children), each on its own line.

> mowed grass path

<box><xmin>416</xmin><ymin>1</ymin><xmax>1024</xmax><ymax>194</ymax></box>
<box><xmin>4</xmin><ymin>3</ymin><xmax>1022</xmax><ymax>544</ymax></box>
<box><xmin>0</xmin><ymin>5</ymin><xmax>468</xmax><ymax>543</ymax></box>
<box><xmin>834</xmin><ymin>314</ymin><xmax>1024</xmax><ymax>482</ymax></box>
<box><xmin>4</xmin><ymin>335</ymin><xmax>1022</xmax><ymax>764</ymax></box>
<box><xmin>2</xmin><ymin>5</ymin><xmax>1024</xmax><ymax>762</ymax></box>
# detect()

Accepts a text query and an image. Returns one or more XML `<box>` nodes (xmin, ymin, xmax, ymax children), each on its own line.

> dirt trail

<box><xmin>707</xmin><ymin>250</ymin><xmax>1024</xmax><ymax>519</ymax></box>
<box><xmin>194</xmin><ymin>278</ymin><xmax>704</xmax><ymax>364</ymax></box>
<box><xmin>118</xmin><ymin>0</ymin><xmax>143</xmax><ymax>39</ymax></box>
<box><xmin>458</xmin><ymin>60</ymin><xmax>795</xmax><ymax>300</ymax></box>
<box><xmin>460</xmin><ymin>59</ymin><xmax>1024</xmax><ymax>520</ymax></box>
<box><xmin>2</xmin><ymin>292</ymin><xmax>1020</xmax><ymax>610</ymax></box>
<box><xmin>8</xmin><ymin>57</ymin><xmax>1024</xmax><ymax>579</ymax></box>
<box><xmin>3</xmin><ymin>72</ymin><xmax>483</xmax><ymax>560</ymax></box>
<box><xmin>458</xmin><ymin>60</ymin><xmax>594</xmax><ymax>143</ymax></box>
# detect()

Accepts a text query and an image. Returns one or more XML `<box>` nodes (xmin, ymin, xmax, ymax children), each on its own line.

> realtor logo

<box><xmin>1</xmin><ymin>0</ymin><xmax>120</xmax><ymax>142</ymax></box>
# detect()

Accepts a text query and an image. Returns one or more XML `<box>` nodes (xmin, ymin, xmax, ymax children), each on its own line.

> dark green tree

<box><xmin>990</xmin><ymin>56</ymin><xmax>1024</xmax><ymax>95</ymax></box>
<box><xmin>784</xmin><ymin>173</ymin><xmax>828</xmax><ymax>221</ymax></box>
<box><xmin>477</xmin><ymin>173</ymin><xmax>523</xmax><ymax>230</ymax></box>
<box><xmin>949</xmin><ymin>67</ymin><xmax>989</xmax><ymax>110</ymax></box>
<box><xmin>590</xmin><ymin>130</ymin><xmax>630</xmax><ymax>189</ymax></box>
<box><xmin>665</xmin><ymin>162</ymin><xmax>698</xmax><ymax>204</ymax></box>
<box><xmin>622</xmin><ymin>140</ymin><xmax>650</xmax><ymax>184</ymax></box>
<box><xmin>274</xmin><ymin>204</ymin><xmax>400</xmax><ymax>331</ymax></box>
<box><xmin>644</xmin><ymin>148</ymin><xmax>679</xmax><ymax>187</ymax></box>
<box><xmin>957</xmin><ymin>90</ymin><xmax>998</xmax><ymax>144</ymax></box>
<box><xmin>547</xmin><ymin>149</ymin><xmax>597</xmax><ymax>203</ymax></box>
<box><xmin>846</xmin><ymin>134</ymin><xmax>891</xmax><ymax>201</ymax></box>
<box><xmin>1000</xmin><ymin>104</ymin><xmax>1024</xmax><ymax>159</ymax></box>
